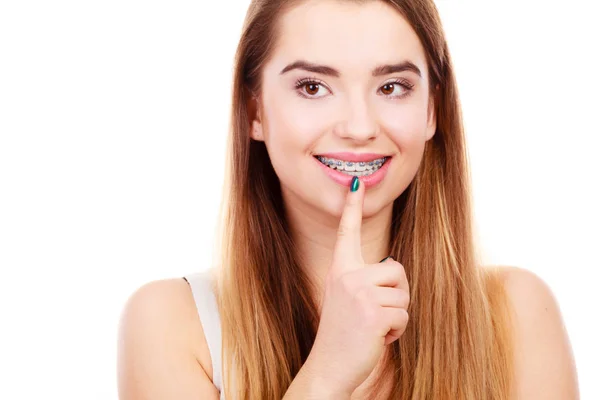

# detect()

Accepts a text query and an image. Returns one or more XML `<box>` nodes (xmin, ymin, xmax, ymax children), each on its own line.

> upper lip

<box><xmin>314</xmin><ymin>152</ymin><xmax>391</xmax><ymax>162</ymax></box>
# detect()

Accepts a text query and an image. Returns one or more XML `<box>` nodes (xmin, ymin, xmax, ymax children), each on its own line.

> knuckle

<box><xmin>389</xmin><ymin>259</ymin><xmax>405</xmax><ymax>271</ymax></box>
<box><xmin>346</xmin><ymin>194</ymin><xmax>358</xmax><ymax>206</ymax></box>
<box><xmin>390</xmin><ymin>308</ymin><xmax>409</xmax><ymax>329</ymax></box>
<box><xmin>336</xmin><ymin>223</ymin><xmax>350</xmax><ymax>238</ymax></box>
<box><xmin>390</xmin><ymin>259</ymin><xmax>404</xmax><ymax>270</ymax></box>
<box><xmin>362</xmin><ymin>304</ymin><xmax>381</xmax><ymax>328</ymax></box>
<box><xmin>399</xmin><ymin>290</ymin><xmax>410</xmax><ymax>308</ymax></box>
<box><xmin>400</xmin><ymin>266</ymin><xmax>408</xmax><ymax>281</ymax></box>
<box><xmin>390</xmin><ymin>261</ymin><xmax>408</xmax><ymax>284</ymax></box>
<box><xmin>400</xmin><ymin>309</ymin><xmax>409</xmax><ymax>325</ymax></box>
<box><xmin>339</xmin><ymin>273</ymin><xmax>355</xmax><ymax>292</ymax></box>
<box><xmin>354</xmin><ymin>285</ymin><xmax>374</xmax><ymax>307</ymax></box>
<box><xmin>353</xmin><ymin>285</ymin><xmax>368</xmax><ymax>301</ymax></box>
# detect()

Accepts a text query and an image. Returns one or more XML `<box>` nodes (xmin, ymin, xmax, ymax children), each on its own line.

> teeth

<box><xmin>316</xmin><ymin>156</ymin><xmax>387</xmax><ymax>176</ymax></box>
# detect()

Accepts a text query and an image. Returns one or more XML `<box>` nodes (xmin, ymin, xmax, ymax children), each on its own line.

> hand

<box><xmin>305</xmin><ymin>177</ymin><xmax>410</xmax><ymax>396</ymax></box>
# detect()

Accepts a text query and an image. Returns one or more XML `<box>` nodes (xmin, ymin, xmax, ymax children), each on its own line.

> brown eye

<box><xmin>294</xmin><ymin>78</ymin><xmax>330</xmax><ymax>99</ymax></box>
<box><xmin>304</xmin><ymin>83</ymin><xmax>320</xmax><ymax>96</ymax></box>
<box><xmin>381</xmin><ymin>83</ymin><xmax>395</xmax><ymax>95</ymax></box>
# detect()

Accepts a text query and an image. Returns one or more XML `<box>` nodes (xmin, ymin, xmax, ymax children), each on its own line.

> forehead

<box><xmin>269</xmin><ymin>0</ymin><xmax>427</xmax><ymax>76</ymax></box>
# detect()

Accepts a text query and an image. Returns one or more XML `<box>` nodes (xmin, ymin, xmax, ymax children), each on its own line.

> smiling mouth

<box><xmin>314</xmin><ymin>155</ymin><xmax>389</xmax><ymax>177</ymax></box>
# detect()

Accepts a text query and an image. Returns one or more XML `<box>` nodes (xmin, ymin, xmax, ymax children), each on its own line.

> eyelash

<box><xmin>293</xmin><ymin>77</ymin><xmax>415</xmax><ymax>99</ymax></box>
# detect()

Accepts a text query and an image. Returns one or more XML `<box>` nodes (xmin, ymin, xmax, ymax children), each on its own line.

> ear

<box><xmin>248</xmin><ymin>95</ymin><xmax>264</xmax><ymax>142</ymax></box>
<box><xmin>251</xmin><ymin>119</ymin><xmax>264</xmax><ymax>141</ymax></box>
<box><xmin>425</xmin><ymin>85</ymin><xmax>438</xmax><ymax>141</ymax></box>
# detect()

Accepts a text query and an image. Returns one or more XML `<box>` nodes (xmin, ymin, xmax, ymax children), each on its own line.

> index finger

<box><xmin>332</xmin><ymin>176</ymin><xmax>365</xmax><ymax>270</ymax></box>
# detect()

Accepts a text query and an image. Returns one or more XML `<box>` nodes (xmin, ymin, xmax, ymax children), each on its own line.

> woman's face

<box><xmin>250</xmin><ymin>0</ymin><xmax>436</xmax><ymax>220</ymax></box>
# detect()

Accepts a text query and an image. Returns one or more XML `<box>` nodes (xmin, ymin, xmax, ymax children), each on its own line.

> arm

<box><xmin>282</xmin><ymin>356</ymin><xmax>352</xmax><ymax>400</ymax></box>
<box><xmin>117</xmin><ymin>279</ymin><xmax>220</xmax><ymax>400</ymax></box>
<box><xmin>502</xmin><ymin>266</ymin><xmax>580</xmax><ymax>399</ymax></box>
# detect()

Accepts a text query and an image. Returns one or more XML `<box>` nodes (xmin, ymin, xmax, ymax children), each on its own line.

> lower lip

<box><xmin>314</xmin><ymin>157</ymin><xmax>393</xmax><ymax>189</ymax></box>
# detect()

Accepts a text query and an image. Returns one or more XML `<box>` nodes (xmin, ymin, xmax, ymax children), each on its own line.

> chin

<box><xmin>318</xmin><ymin>189</ymin><xmax>392</xmax><ymax>220</ymax></box>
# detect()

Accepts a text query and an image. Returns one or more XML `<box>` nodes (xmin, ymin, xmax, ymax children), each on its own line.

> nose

<box><xmin>334</xmin><ymin>94</ymin><xmax>379</xmax><ymax>142</ymax></box>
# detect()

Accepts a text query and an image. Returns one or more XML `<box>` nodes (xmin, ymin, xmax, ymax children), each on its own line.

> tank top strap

<box><xmin>183</xmin><ymin>269</ymin><xmax>223</xmax><ymax>396</ymax></box>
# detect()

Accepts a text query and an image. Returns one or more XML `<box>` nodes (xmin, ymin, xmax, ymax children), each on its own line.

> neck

<box><xmin>282</xmin><ymin>187</ymin><xmax>393</xmax><ymax>306</ymax></box>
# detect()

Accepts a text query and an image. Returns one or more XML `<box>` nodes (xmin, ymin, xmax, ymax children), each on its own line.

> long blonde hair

<box><xmin>214</xmin><ymin>0</ymin><xmax>515</xmax><ymax>398</ymax></box>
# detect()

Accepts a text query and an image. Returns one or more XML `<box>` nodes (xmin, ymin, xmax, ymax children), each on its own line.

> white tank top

<box><xmin>184</xmin><ymin>269</ymin><xmax>225</xmax><ymax>399</ymax></box>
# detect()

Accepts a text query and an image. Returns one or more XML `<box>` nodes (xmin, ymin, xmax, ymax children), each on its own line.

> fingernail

<box><xmin>379</xmin><ymin>256</ymin><xmax>392</xmax><ymax>263</ymax></box>
<box><xmin>350</xmin><ymin>176</ymin><xmax>360</xmax><ymax>192</ymax></box>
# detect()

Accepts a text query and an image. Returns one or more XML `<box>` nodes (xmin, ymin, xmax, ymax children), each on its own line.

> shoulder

<box><xmin>117</xmin><ymin>278</ymin><xmax>219</xmax><ymax>399</ymax></box>
<box><xmin>495</xmin><ymin>266</ymin><xmax>580</xmax><ymax>399</ymax></box>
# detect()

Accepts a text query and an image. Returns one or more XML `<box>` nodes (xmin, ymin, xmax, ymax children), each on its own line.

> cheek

<box><xmin>380</xmin><ymin>103</ymin><xmax>429</xmax><ymax>151</ymax></box>
<box><xmin>263</xmin><ymin>95</ymin><xmax>330</xmax><ymax>156</ymax></box>
<box><xmin>259</xmin><ymin>99</ymin><xmax>325</xmax><ymax>185</ymax></box>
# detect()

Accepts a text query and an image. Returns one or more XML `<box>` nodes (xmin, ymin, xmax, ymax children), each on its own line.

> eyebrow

<box><xmin>279</xmin><ymin>59</ymin><xmax>422</xmax><ymax>78</ymax></box>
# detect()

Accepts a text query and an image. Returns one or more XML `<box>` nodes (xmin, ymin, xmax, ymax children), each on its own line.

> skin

<box><xmin>117</xmin><ymin>1</ymin><xmax>580</xmax><ymax>398</ymax></box>
<box><xmin>250</xmin><ymin>0</ymin><xmax>435</xmax><ymax>299</ymax></box>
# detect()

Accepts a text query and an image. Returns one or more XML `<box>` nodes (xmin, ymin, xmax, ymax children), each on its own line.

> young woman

<box><xmin>117</xmin><ymin>0</ymin><xmax>579</xmax><ymax>398</ymax></box>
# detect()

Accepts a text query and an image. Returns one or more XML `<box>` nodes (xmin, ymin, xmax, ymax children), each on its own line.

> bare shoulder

<box><xmin>496</xmin><ymin>266</ymin><xmax>580</xmax><ymax>399</ymax></box>
<box><xmin>117</xmin><ymin>278</ymin><xmax>219</xmax><ymax>400</ymax></box>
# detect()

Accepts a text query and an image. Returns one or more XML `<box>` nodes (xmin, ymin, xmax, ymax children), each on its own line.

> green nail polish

<box><xmin>379</xmin><ymin>256</ymin><xmax>391</xmax><ymax>263</ymax></box>
<box><xmin>350</xmin><ymin>176</ymin><xmax>359</xmax><ymax>192</ymax></box>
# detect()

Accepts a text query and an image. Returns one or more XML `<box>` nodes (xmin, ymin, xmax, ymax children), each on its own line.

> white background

<box><xmin>1</xmin><ymin>1</ymin><xmax>598</xmax><ymax>398</ymax></box>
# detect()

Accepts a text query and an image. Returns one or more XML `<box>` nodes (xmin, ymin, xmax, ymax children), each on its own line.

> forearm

<box><xmin>283</xmin><ymin>360</ymin><xmax>352</xmax><ymax>400</ymax></box>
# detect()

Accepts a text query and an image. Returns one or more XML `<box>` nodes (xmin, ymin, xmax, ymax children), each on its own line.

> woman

<box><xmin>117</xmin><ymin>0</ymin><xmax>579</xmax><ymax>398</ymax></box>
